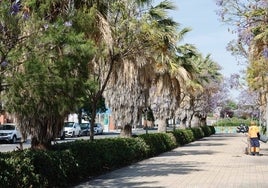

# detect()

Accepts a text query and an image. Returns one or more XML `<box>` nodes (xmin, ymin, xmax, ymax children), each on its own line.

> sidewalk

<box><xmin>73</xmin><ymin>133</ymin><xmax>268</xmax><ymax>188</ymax></box>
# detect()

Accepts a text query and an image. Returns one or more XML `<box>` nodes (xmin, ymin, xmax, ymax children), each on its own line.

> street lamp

<box><xmin>143</xmin><ymin>107</ymin><xmax>149</xmax><ymax>134</ymax></box>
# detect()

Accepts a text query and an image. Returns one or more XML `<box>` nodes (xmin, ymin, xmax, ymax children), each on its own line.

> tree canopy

<box><xmin>0</xmin><ymin>0</ymin><xmax>224</xmax><ymax>149</ymax></box>
<box><xmin>216</xmin><ymin>0</ymin><xmax>268</xmax><ymax>125</ymax></box>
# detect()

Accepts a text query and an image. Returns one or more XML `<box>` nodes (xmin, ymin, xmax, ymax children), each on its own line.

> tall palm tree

<box><xmin>188</xmin><ymin>54</ymin><xmax>222</xmax><ymax>127</ymax></box>
<box><xmin>175</xmin><ymin>52</ymin><xmax>222</xmax><ymax>128</ymax></box>
<box><xmin>102</xmin><ymin>0</ymin><xmax>194</xmax><ymax>135</ymax></box>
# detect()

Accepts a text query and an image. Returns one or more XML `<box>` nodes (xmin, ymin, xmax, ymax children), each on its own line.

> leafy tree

<box><xmin>216</xmin><ymin>0</ymin><xmax>267</xmax><ymax>126</ymax></box>
<box><xmin>236</xmin><ymin>89</ymin><xmax>259</xmax><ymax>119</ymax></box>
<box><xmin>3</xmin><ymin>1</ymin><xmax>95</xmax><ymax>149</ymax></box>
<box><xmin>79</xmin><ymin>94</ymin><xmax>107</xmax><ymax>123</ymax></box>
<box><xmin>0</xmin><ymin>0</ymin><xmax>27</xmax><ymax>97</ymax></box>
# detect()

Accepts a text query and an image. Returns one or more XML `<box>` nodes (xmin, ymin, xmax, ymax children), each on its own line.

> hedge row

<box><xmin>212</xmin><ymin>118</ymin><xmax>253</xmax><ymax>127</ymax></box>
<box><xmin>0</xmin><ymin>126</ymin><xmax>215</xmax><ymax>187</ymax></box>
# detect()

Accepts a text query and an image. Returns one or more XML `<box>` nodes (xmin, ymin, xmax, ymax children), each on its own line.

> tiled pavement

<box><xmin>74</xmin><ymin>133</ymin><xmax>268</xmax><ymax>188</ymax></box>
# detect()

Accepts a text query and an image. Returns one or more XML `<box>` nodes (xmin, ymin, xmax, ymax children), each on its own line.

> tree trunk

<box><xmin>191</xmin><ymin>114</ymin><xmax>200</xmax><ymax>127</ymax></box>
<box><xmin>90</xmin><ymin>105</ymin><xmax>97</xmax><ymax>141</ymax></box>
<box><xmin>30</xmin><ymin>121</ymin><xmax>54</xmax><ymax>150</ymax></box>
<box><xmin>188</xmin><ymin>112</ymin><xmax>194</xmax><ymax>128</ymax></box>
<box><xmin>31</xmin><ymin>136</ymin><xmax>52</xmax><ymax>150</ymax></box>
<box><xmin>78</xmin><ymin>108</ymin><xmax>82</xmax><ymax>124</ymax></box>
<box><xmin>172</xmin><ymin>117</ymin><xmax>176</xmax><ymax>131</ymax></box>
<box><xmin>265</xmin><ymin>93</ymin><xmax>268</xmax><ymax>135</ymax></box>
<box><xmin>157</xmin><ymin>119</ymin><xmax>166</xmax><ymax>132</ymax></box>
<box><xmin>180</xmin><ymin>117</ymin><xmax>187</xmax><ymax>128</ymax></box>
<box><xmin>200</xmin><ymin>115</ymin><xmax>207</xmax><ymax>126</ymax></box>
<box><xmin>120</xmin><ymin>124</ymin><xmax>132</xmax><ymax>137</ymax></box>
<box><xmin>23</xmin><ymin>116</ymin><xmax>65</xmax><ymax>150</ymax></box>
<box><xmin>90</xmin><ymin>118</ymin><xmax>95</xmax><ymax>141</ymax></box>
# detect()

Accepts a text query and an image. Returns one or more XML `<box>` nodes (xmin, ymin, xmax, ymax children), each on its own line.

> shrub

<box><xmin>209</xmin><ymin>126</ymin><xmax>216</xmax><ymax>135</ymax></box>
<box><xmin>1</xmin><ymin>149</ymin><xmax>80</xmax><ymax>187</ymax></box>
<box><xmin>172</xmin><ymin>129</ymin><xmax>195</xmax><ymax>146</ymax></box>
<box><xmin>0</xmin><ymin>128</ymin><xmax>214</xmax><ymax>187</ymax></box>
<box><xmin>201</xmin><ymin>126</ymin><xmax>211</xmax><ymax>136</ymax></box>
<box><xmin>5</xmin><ymin>150</ymin><xmax>42</xmax><ymax>187</ymax></box>
<box><xmin>190</xmin><ymin>127</ymin><xmax>205</xmax><ymax>139</ymax></box>
<box><xmin>0</xmin><ymin>152</ymin><xmax>17</xmax><ymax>187</ymax></box>
<box><xmin>52</xmin><ymin>137</ymin><xmax>149</xmax><ymax>177</ymax></box>
<box><xmin>212</xmin><ymin>118</ymin><xmax>251</xmax><ymax>127</ymax></box>
<box><xmin>138</xmin><ymin>133</ymin><xmax>177</xmax><ymax>157</ymax></box>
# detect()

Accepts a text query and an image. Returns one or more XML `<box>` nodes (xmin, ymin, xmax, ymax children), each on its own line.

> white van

<box><xmin>63</xmin><ymin>122</ymin><xmax>81</xmax><ymax>137</ymax></box>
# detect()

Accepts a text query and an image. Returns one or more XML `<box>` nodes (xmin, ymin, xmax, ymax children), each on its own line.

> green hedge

<box><xmin>0</xmin><ymin>125</ymin><xmax>215</xmax><ymax>187</ymax></box>
<box><xmin>138</xmin><ymin>132</ymin><xmax>177</xmax><ymax>157</ymax></box>
<box><xmin>212</xmin><ymin>118</ymin><xmax>253</xmax><ymax>127</ymax></box>
<box><xmin>52</xmin><ymin>137</ymin><xmax>150</xmax><ymax>179</ymax></box>
<box><xmin>201</xmin><ymin>125</ymin><xmax>215</xmax><ymax>136</ymax></box>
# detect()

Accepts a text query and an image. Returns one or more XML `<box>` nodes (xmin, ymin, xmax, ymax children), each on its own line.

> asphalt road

<box><xmin>0</xmin><ymin>133</ymin><xmax>118</xmax><ymax>152</ymax></box>
<box><xmin>0</xmin><ymin>128</ymin><xmax>152</xmax><ymax>152</ymax></box>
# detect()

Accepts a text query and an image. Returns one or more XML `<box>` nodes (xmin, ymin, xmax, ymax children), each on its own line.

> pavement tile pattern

<box><xmin>74</xmin><ymin>133</ymin><xmax>268</xmax><ymax>188</ymax></box>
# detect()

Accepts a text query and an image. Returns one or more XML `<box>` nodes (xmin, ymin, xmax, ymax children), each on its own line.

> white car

<box><xmin>63</xmin><ymin>122</ymin><xmax>81</xmax><ymax>137</ymax></box>
<box><xmin>0</xmin><ymin>123</ymin><xmax>22</xmax><ymax>144</ymax></box>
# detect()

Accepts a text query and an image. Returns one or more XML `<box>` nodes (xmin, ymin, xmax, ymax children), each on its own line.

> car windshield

<box><xmin>0</xmin><ymin>124</ymin><xmax>15</xmax><ymax>130</ymax></box>
<box><xmin>80</xmin><ymin>123</ymin><xmax>90</xmax><ymax>130</ymax></box>
<box><xmin>64</xmin><ymin>122</ymin><xmax>74</xmax><ymax>128</ymax></box>
<box><xmin>94</xmin><ymin>123</ymin><xmax>101</xmax><ymax>127</ymax></box>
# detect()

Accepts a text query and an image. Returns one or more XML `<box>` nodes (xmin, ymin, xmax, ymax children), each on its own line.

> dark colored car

<box><xmin>94</xmin><ymin>123</ymin><xmax>104</xmax><ymax>135</ymax></box>
<box><xmin>80</xmin><ymin>123</ymin><xmax>90</xmax><ymax>136</ymax></box>
<box><xmin>80</xmin><ymin>122</ymin><xmax>104</xmax><ymax>136</ymax></box>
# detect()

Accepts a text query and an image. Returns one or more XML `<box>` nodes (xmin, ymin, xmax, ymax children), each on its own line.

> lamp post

<box><xmin>144</xmin><ymin>107</ymin><xmax>149</xmax><ymax>135</ymax></box>
<box><xmin>265</xmin><ymin>101</ymin><xmax>268</xmax><ymax>136</ymax></box>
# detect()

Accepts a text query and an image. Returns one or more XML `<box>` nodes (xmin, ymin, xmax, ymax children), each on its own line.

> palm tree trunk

<box><xmin>120</xmin><ymin>124</ymin><xmax>132</xmax><ymax>137</ymax></box>
<box><xmin>157</xmin><ymin>119</ymin><xmax>166</xmax><ymax>132</ymax></box>
<box><xmin>200</xmin><ymin>116</ymin><xmax>207</xmax><ymax>126</ymax></box>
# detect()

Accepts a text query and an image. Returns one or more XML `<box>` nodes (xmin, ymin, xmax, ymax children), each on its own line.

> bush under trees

<box><xmin>0</xmin><ymin>126</ymin><xmax>215</xmax><ymax>187</ymax></box>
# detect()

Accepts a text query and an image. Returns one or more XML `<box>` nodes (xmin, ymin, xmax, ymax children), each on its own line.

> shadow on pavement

<box><xmin>161</xmin><ymin>149</ymin><xmax>217</xmax><ymax>156</ymax></box>
<box><xmin>75</xmin><ymin>161</ymin><xmax>204</xmax><ymax>188</ymax></box>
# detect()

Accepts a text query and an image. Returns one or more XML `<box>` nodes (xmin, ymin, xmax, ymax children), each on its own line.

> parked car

<box><xmin>80</xmin><ymin>123</ymin><xmax>90</xmax><ymax>136</ymax></box>
<box><xmin>94</xmin><ymin>123</ymin><xmax>104</xmax><ymax>135</ymax></box>
<box><xmin>0</xmin><ymin>123</ymin><xmax>22</xmax><ymax>144</ymax></box>
<box><xmin>63</xmin><ymin>122</ymin><xmax>81</xmax><ymax>137</ymax></box>
<box><xmin>79</xmin><ymin>122</ymin><xmax>104</xmax><ymax>135</ymax></box>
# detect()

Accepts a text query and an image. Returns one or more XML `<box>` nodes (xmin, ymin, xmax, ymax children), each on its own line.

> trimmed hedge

<box><xmin>212</xmin><ymin>118</ymin><xmax>252</xmax><ymax>127</ymax></box>
<box><xmin>138</xmin><ymin>132</ymin><xmax>177</xmax><ymax>157</ymax></box>
<box><xmin>0</xmin><ymin>125</ymin><xmax>215</xmax><ymax>187</ymax></box>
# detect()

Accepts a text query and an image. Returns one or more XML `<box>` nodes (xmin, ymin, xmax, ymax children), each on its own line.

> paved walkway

<box><xmin>73</xmin><ymin>133</ymin><xmax>268</xmax><ymax>188</ymax></box>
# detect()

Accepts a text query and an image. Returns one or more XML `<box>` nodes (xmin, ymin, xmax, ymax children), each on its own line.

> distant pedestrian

<box><xmin>247</xmin><ymin>121</ymin><xmax>260</xmax><ymax>156</ymax></box>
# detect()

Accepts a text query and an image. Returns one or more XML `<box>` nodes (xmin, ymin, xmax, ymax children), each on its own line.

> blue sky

<box><xmin>155</xmin><ymin>0</ymin><xmax>245</xmax><ymax>78</ymax></box>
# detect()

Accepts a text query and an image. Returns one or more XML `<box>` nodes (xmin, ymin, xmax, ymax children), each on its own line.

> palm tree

<box><xmin>188</xmin><ymin>54</ymin><xmax>222</xmax><ymax>127</ymax></box>
<box><xmin>174</xmin><ymin>51</ymin><xmax>222</xmax><ymax>128</ymax></box>
<box><xmin>101</xmin><ymin>0</ymin><xmax>194</xmax><ymax>135</ymax></box>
